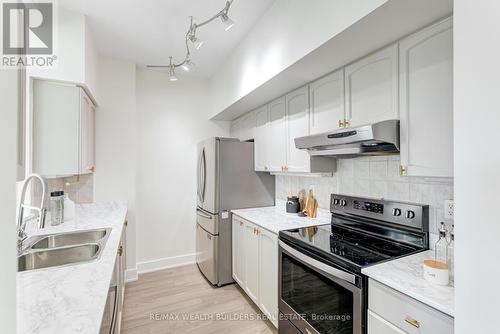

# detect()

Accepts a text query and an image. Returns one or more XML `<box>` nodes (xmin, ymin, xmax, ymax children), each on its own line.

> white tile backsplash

<box><xmin>275</xmin><ymin>156</ymin><xmax>454</xmax><ymax>236</ymax></box>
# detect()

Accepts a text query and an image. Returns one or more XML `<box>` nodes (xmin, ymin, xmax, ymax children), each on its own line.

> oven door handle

<box><xmin>279</xmin><ymin>240</ymin><xmax>357</xmax><ymax>285</ymax></box>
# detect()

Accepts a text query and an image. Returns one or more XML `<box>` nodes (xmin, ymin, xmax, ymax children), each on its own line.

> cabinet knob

<box><xmin>344</xmin><ymin>119</ymin><xmax>350</xmax><ymax>127</ymax></box>
<box><xmin>124</xmin><ymin>220</ymin><xmax>128</xmax><ymax>227</ymax></box>
<box><xmin>87</xmin><ymin>165</ymin><xmax>95</xmax><ymax>173</ymax></box>
<box><xmin>240</xmin><ymin>221</ymin><xmax>243</xmax><ymax>226</ymax></box>
<box><xmin>117</xmin><ymin>245</ymin><xmax>123</xmax><ymax>256</ymax></box>
<box><xmin>404</xmin><ymin>316</ymin><xmax>420</xmax><ymax>328</ymax></box>
<box><xmin>338</xmin><ymin>119</ymin><xmax>345</xmax><ymax>128</ymax></box>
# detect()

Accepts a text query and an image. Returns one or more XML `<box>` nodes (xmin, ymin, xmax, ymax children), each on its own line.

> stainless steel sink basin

<box><xmin>18</xmin><ymin>243</ymin><xmax>100</xmax><ymax>272</ymax></box>
<box><xmin>30</xmin><ymin>229</ymin><xmax>109</xmax><ymax>249</ymax></box>
<box><xmin>18</xmin><ymin>228</ymin><xmax>111</xmax><ymax>272</ymax></box>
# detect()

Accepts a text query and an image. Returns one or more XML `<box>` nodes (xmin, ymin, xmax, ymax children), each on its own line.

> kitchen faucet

<box><xmin>17</xmin><ymin>173</ymin><xmax>47</xmax><ymax>253</ymax></box>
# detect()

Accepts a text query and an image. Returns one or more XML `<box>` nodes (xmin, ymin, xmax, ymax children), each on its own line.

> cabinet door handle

<box><xmin>338</xmin><ymin>119</ymin><xmax>344</xmax><ymax>128</ymax></box>
<box><xmin>405</xmin><ymin>316</ymin><xmax>420</xmax><ymax>328</ymax></box>
<box><xmin>344</xmin><ymin>119</ymin><xmax>350</xmax><ymax>127</ymax></box>
<box><xmin>400</xmin><ymin>164</ymin><xmax>407</xmax><ymax>176</ymax></box>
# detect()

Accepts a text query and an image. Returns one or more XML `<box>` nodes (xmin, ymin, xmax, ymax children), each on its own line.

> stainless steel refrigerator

<box><xmin>196</xmin><ymin>137</ymin><xmax>275</xmax><ymax>286</ymax></box>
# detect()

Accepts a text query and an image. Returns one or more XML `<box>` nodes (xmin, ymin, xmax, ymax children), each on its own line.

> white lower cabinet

<box><xmin>232</xmin><ymin>218</ymin><xmax>245</xmax><ymax>286</ymax></box>
<box><xmin>368</xmin><ymin>310</ymin><xmax>406</xmax><ymax>334</ymax></box>
<box><xmin>368</xmin><ymin>279</ymin><xmax>454</xmax><ymax>334</ymax></box>
<box><xmin>243</xmin><ymin>220</ymin><xmax>260</xmax><ymax>304</ymax></box>
<box><xmin>258</xmin><ymin>227</ymin><xmax>278</xmax><ymax>324</ymax></box>
<box><xmin>232</xmin><ymin>215</ymin><xmax>278</xmax><ymax>328</ymax></box>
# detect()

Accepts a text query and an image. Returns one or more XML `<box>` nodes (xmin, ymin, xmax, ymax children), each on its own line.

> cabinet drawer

<box><xmin>368</xmin><ymin>310</ymin><xmax>405</xmax><ymax>334</ymax></box>
<box><xmin>369</xmin><ymin>279</ymin><xmax>453</xmax><ymax>334</ymax></box>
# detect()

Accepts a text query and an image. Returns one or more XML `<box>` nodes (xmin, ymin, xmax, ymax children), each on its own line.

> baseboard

<box><xmin>125</xmin><ymin>268</ymin><xmax>138</xmax><ymax>283</ymax></box>
<box><xmin>137</xmin><ymin>253</ymin><xmax>196</xmax><ymax>275</ymax></box>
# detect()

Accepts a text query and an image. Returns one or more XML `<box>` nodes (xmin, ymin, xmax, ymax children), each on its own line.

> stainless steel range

<box><xmin>278</xmin><ymin>194</ymin><xmax>429</xmax><ymax>334</ymax></box>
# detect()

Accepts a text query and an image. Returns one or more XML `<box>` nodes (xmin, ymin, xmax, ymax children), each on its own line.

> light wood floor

<box><xmin>121</xmin><ymin>264</ymin><xmax>278</xmax><ymax>334</ymax></box>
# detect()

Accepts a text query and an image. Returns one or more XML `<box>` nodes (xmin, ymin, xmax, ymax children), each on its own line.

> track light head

<box><xmin>181</xmin><ymin>59</ymin><xmax>195</xmax><ymax>72</ymax></box>
<box><xmin>189</xmin><ymin>34</ymin><xmax>204</xmax><ymax>50</ymax></box>
<box><xmin>169</xmin><ymin>66</ymin><xmax>178</xmax><ymax>81</ymax></box>
<box><xmin>221</xmin><ymin>13</ymin><xmax>234</xmax><ymax>31</ymax></box>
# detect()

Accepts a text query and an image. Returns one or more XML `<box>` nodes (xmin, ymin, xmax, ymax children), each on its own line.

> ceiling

<box><xmin>59</xmin><ymin>0</ymin><xmax>275</xmax><ymax>77</ymax></box>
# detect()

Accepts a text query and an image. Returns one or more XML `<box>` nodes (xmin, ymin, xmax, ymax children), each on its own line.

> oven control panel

<box><xmin>330</xmin><ymin>194</ymin><xmax>429</xmax><ymax>232</ymax></box>
<box><xmin>352</xmin><ymin>200</ymin><xmax>384</xmax><ymax>214</ymax></box>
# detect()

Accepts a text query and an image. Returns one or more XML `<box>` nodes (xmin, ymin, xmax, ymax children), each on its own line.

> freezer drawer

<box><xmin>196</xmin><ymin>207</ymin><xmax>219</xmax><ymax>235</ymax></box>
<box><xmin>196</xmin><ymin>223</ymin><xmax>218</xmax><ymax>285</ymax></box>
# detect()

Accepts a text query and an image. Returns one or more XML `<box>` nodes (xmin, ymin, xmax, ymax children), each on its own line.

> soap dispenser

<box><xmin>434</xmin><ymin>222</ymin><xmax>448</xmax><ymax>265</ymax></box>
<box><xmin>447</xmin><ymin>224</ymin><xmax>455</xmax><ymax>283</ymax></box>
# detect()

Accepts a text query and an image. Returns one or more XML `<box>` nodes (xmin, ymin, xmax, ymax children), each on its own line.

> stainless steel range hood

<box><xmin>295</xmin><ymin>120</ymin><xmax>400</xmax><ymax>158</ymax></box>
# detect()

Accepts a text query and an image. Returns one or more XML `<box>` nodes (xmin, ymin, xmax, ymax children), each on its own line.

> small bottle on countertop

<box><xmin>447</xmin><ymin>224</ymin><xmax>455</xmax><ymax>283</ymax></box>
<box><xmin>50</xmin><ymin>191</ymin><xmax>65</xmax><ymax>226</ymax></box>
<box><xmin>434</xmin><ymin>222</ymin><xmax>448</xmax><ymax>265</ymax></box>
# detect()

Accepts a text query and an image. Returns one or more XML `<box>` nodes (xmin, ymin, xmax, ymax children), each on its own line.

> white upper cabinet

<box><xmin>309</xmin><ymin>69</ymin><xmax>345</xmax><ymax>134</ymax></box>
<box><xmin>399</xmin><ymin>18</ymin><xmax>453</xmax><ymax>178</ymax></box>
<box><xmin>79</xmin><ymin>90</ymin><xmax>96</xmax><ymax>174</ymax></box>
<box><xmin>345</xmin><ymin>44</ymin><xmax>399</xmax><ymax>127</ymax></box>
<box><xmin>267</xmin><ymin>97</ymin><xmax>287</xmax><ymax>172</ymax></box>
<box><xmin>32</xmin><ymin>80</ymin><xmax>96</xmax><ymax>177</ymax></box>
<box><xmin>286</xmin><ymin>86</ymin><xmax>310</xmax><ymax>173</ymax></box>
<box><xmin>230</xmin><ymin>111</ymin><xmax>255</xmax><ymax>142</ymax></box>
<box><xmin>254</xmin><ymin>105</ymin><xmax>269</xmax><ymax>172</ymax></box>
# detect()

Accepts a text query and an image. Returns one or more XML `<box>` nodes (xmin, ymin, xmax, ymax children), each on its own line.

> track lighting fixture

<box><xmin>147</xmin><ymin>1</ymin><xmax>235</xmax><ymax>81</ymax></box>
<box><xmin>181</xmin><ymin>59</ymin><xmax>195</xmax><ymax>72</ymax></box>
<box><xmin>168</xmin><ymin>57</ymin><xmax>177</xmax><ymax>81</ymax></box>
<box><xmin>189</xmin><ymin>34</ymin><xmax>204</xmax><ymax>50</ymax></box>
<box><xmin>221</xmin><ymin>13</ymin><xmax>234</xmax><ymax>31</ymax></box>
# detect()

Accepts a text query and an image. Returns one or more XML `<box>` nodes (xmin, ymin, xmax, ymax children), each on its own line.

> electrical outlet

<box><xmin>445</xmin><ymin>200</ymin><xmax>455</xmax><ymax>219</ymax></box>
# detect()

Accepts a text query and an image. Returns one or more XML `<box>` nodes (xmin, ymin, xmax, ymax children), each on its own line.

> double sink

<box><xmin>18</xmin><ymin>228</ymin><xmax>111</xmax><ymax>272</ymax></box>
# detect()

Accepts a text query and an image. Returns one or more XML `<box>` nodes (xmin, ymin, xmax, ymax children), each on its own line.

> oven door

<box><xmin>279</xmin><ymin>240</ymin><xmax>364</xmax><ymax>334</ymax></box>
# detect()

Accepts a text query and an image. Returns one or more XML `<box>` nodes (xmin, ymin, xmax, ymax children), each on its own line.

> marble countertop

<box><xmin>17</xmin><ymin>201</ymin><xmax>127</xmax><ymax>334</ymax></box>
<box><xmin>231</xmin><ymin>201</ymin><xmax>331</xmax><ymax>234</ymax></box>
<box><xmin>362</xmin><ymin>250</ymin><xmax>454</xmax><ymax>317</ymax></box>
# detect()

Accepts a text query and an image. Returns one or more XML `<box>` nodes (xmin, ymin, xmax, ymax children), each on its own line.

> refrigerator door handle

<box><xmin>200</xmin><ymin>148</ymin><xmax>206</xmax><ymax>202</ymax></box>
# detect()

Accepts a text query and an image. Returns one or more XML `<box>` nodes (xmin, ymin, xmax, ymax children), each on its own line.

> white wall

<box><xmin>94</xmin><ymin>56</ymin><xmax>137</xmax><ymax>279</ymax></box>
<box><xmin>454</xmin><ymin>1</ymin><xmax>500</xmax><ymax>332</ymax></box>
<box><xmin>0</xmin><ymin>69</ymin><xmax>19</xmax><ymax>333</ymax></box>
<box><xmin>209</xmin><ymin>0</ymin><xmax>387</xmax><ymax>118</ymax></box>
<box><xmin>136</xmin><ymin>69</ymin><xmax>229</xmax><ymax>271</ymax></box>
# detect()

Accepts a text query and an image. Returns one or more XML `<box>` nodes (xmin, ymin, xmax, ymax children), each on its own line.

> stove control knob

<box><xmin>406</xmin><ymin>210</ymin><xmax>416</xmax><ymax>219</ymax></box>
<box><xmin>392</xmin><ymin>208</ymin><xmax>402</xmax><ymax>217</ymax></box>
<box><xmin>341</xmin><ymin>200</ymin><xmax>347</xmax><ymax>207</ymax></box>
<box><xmin>333</xmin><ymin>198</ymin><xmax>340</xmax><ymax>205</ymax></box>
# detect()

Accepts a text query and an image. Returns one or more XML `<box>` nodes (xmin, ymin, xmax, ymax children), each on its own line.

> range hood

<box><xmin>295</xmin><ymin>120</ymin><xmax>400</xmax><ymax>158</ymax></box>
